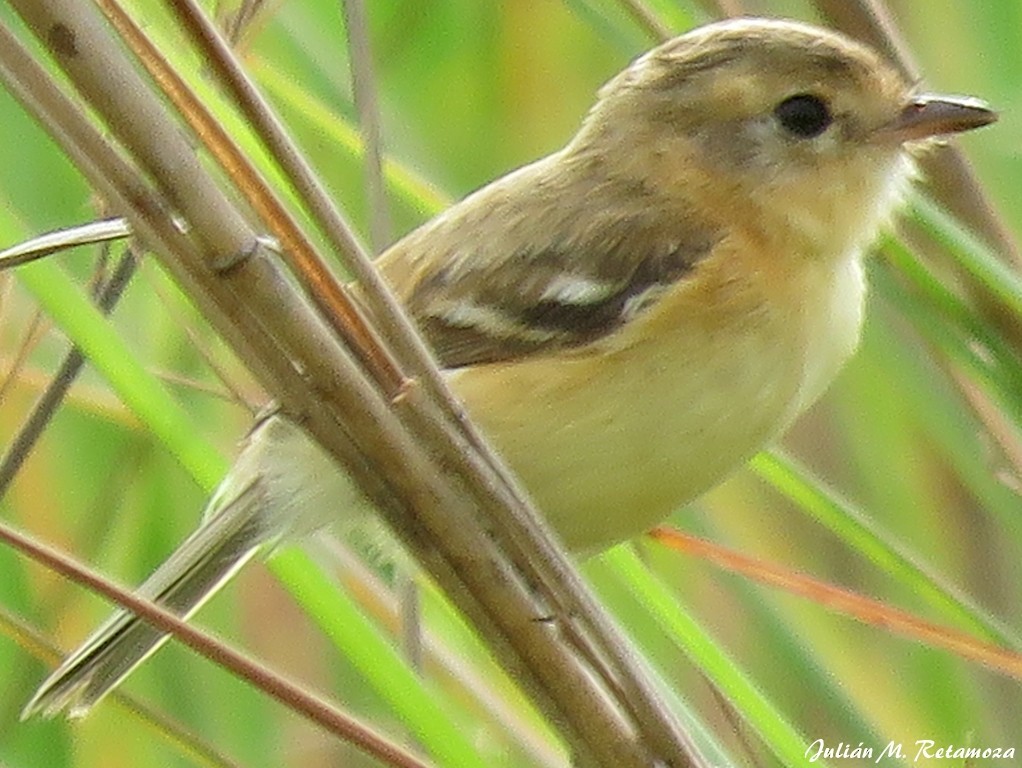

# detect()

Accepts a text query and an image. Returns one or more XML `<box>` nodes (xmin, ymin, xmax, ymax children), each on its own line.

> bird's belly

<box><xmin>452</xmin><ymin>338</ymin><xmax>799</xmax><ymax>553</ymax></box>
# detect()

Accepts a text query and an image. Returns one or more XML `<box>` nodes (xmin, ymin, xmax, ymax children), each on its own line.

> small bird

<box><xmin>24</xmin><ymin>17</ymin><xmax>995</xmax><ymax>718</ymax></box>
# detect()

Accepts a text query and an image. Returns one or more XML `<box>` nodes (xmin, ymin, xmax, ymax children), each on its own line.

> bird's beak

<box><xmin>877</xmin><ymin>95</ymin><xmax>997</xmax><ymax>143</ymax></box>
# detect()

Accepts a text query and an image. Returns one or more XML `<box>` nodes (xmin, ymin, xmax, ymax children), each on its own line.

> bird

<box><xmin>23</xmin><ymin>17</ymin><xmax>996</xmax><ymax>719</ymax></box>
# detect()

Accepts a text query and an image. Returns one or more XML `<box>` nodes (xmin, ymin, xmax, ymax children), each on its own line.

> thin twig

<box><xmin>340</xmin><ymin>0</ymin><xmax>392</xmax><ymax>254</ymax></box>
<box><xmin>0</xmin><ymin>308</ymin><xmax>48</xmax><ymax>407</ymax></box>
<box><xmin>0</xmin><ymin>248</ymin><xmax>136</xmax><ymax>495</ymax></box>
<box><xmin>617</xmin><ymin>0</ymin><xmax>674</xmax><ymax>41</ymax></box>
<box><xmin>0</xmin><ymin>516</ymin><xmax>431</xmax><ymax>768</ymax></box>
<box><xmin>1</xmin><ymin>604</ymin><xmax>244</xmax><ymax>768</ymax></box>
<box><xmin>339</xmin><ymin>0</ymin><xmax>428</xmax><ymax>678</ymax></box>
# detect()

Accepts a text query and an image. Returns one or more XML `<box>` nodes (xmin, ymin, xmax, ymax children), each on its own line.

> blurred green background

<box><xmin>1</xmin><ymin>1</ymin><xmax>1020</xmax><ymax>766</ymax></box>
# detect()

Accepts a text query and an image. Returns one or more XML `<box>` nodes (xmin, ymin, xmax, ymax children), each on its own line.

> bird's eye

<box><xmin>774</xmin><ymin>94</ymin><xmax>832</xmax><ymax>139</ymax></box>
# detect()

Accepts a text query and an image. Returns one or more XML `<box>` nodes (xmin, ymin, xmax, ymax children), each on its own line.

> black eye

<box><xmin>774</xmin><ymin>94</ymin><xmax>832</xmax><ymax>139</ymax></box>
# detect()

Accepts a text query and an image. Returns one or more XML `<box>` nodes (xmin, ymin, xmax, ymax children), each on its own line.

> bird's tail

<box><xmin>22</xmin><ymin>479</ymin><xmax>274</xmax><ymax>719</ymax></box>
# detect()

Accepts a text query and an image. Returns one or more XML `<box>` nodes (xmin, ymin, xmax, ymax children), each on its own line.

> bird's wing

<box><xmin>377</xmin><ymin>162</ymin><xmax>721</xmax><ymax>369</ymax></box>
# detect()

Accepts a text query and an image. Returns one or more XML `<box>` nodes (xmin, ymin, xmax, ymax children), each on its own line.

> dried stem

<box><xmin>2</xmin><ymin>2</ymin><xmax>704</xmax><ymax>765</ymax></box>
<box><xmin>340</xmin><ymin>0</ymin><xmax>392</xmax><ymax>254</ymax></box>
